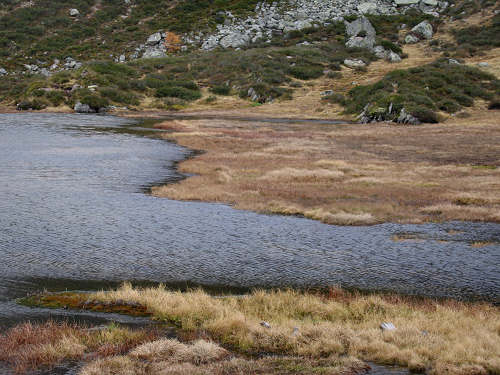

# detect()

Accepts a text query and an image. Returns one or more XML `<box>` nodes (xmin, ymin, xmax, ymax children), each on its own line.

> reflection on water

<box><xmin>0</xmin><ymin>113</ymin><xmax>499</xmax><ymax>328</ymax></box>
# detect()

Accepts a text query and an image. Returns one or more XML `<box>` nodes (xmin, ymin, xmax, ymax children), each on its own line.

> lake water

<box><xmin>0</xmin><ymin>113</ymin><xmax>499</xmax><ymax>328</ymax></box>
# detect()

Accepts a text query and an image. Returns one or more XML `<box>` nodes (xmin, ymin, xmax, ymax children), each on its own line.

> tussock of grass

<box><xmin>83</xmin><ymin>284</ymin><xmax>500</xmax><ymax>375</ymax></box>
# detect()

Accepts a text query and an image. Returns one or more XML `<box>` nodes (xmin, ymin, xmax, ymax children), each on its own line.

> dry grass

<box><xmin>151</xmin><ymin>111</ymin><xmax>500</xmax><ymax>225</ymax></box>
<box><xmin>86</xmin><ymin>283</ymin><xmax>500</xmax><ymax>375</ymax></box>
<box><xmin>0</xmin><ymin>321</ymin><xmax>159</xmax><ymax>374</ymax></box>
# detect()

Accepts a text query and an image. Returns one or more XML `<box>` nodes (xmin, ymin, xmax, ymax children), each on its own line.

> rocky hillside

<box><xmin>0</xmin><ymin>0</ymin><xmax>498</xmax><ymax>123</ymax></box>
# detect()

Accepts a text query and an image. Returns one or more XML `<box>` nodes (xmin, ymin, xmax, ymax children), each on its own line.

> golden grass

<box><xmin>150</xmin><ymin>112</ymin><xmax>500</xmax><ymax>225</ymax></box>
<box><xmin>85</xmin><ymin>284</ymin><xmax>500</xmax><ymax>375</ymax></box>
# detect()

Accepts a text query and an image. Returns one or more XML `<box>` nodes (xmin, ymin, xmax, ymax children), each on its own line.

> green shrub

<box><xmin>409</xmin><ymin>107</ymin><xmax>439</xmax><ymax>123</ymax></box>
<box><xmin>289</xmin><ymin>66</ymin><xmax>324</xmax><ymax>80</ymax></box>
<box><xmin>155</xmin><ymin>86</ymin><xmax>202</xmax><ymax>101</ymax></box>
<box><xmin>380</xmin><ymin>39</ymin><xmax>402</xmax><ymax>54</ymax></box>
<box><xmin>210</xmin><ymin>85</ymin><xmax>231</xmax><ymax>95</ymax></box>
<box><xmin>322</xmin><ymin>92</ymin><xmax>346</xmax><ymax>105</ymax></box>
<box><xmin>99</xmin><ymin>87</ymin><xmax>139</xmax><ymax>106</ymax></box>
<box><xmin>45</xmin><ymin>90</ymin><xmax>65</xmax><ymax>106</ymax></box>
<box><xmin>80</xmin><ymin>94</ymin><xmax>109</xmax><ymax>111</ymax></box>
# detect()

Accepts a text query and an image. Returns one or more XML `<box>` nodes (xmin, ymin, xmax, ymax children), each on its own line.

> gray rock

<box><xmin>422</xmin><ymin>0</ymin><xmax>438</xmax><ymax>5</ymax></box>
<box><xmin>397</xmin><ymin>108</ymin><xmax>421</xmax><ymax>125</ymax></box>
<box><xmin>344</xmin><ymin>58</ymin><xmax>366</xmax><ymax>68</ymax></box>
<box><xmin>146</xmin><ymin>32</ymin><xmax>163</xmax><ymax>45</ymax></box>
<box><xmin>448</xmin><ymin>58</ymin><xmax>460</xmax><ymax>65</ymax></box>
<box><xmin>260</xmin><ymin>321</ymin><xmax>271</xmax><ymax>329</ymax></box>
<box><xmin>405</xmin><ymin>34</ymin><xmax>419</xmax><ymax>44</ymax></box>
<box><xmin>142</xmin><ymin>46</ymin><xmax>167</xmax><ymax>59</ymax></box>
<box><xmin>380</xmin><ymin>322</ymin><xmax>396</xmax><ymax>331</ymax></box>
<box><xmin>69</xmin><ymin>8</ymin><xmax>80</xmax><ymax>17</ymax></box>
<box><xmin>74</xmin><ymin>102</ymin><xmax>95</xmax><ymax>114</ymax></box>
<box><xmin>373</xmin><ymin>45</ymin><xmax>388</xmax><ymax>59</ymax></box>
<box><xmin>345</xmin><ymin>17</ymin><xmax>376</xmax><ymax>39</ymax></box>
<box><xmin>119</xmin><ymin>54</ymin><xmax>126</xmax><ymax>63</ymax></box>
<box><xmin>387</xmin><ymin>50</ymin><xmax>402</xmax><ymax>63</ymax></box>
<box><xmin>0</xmin><ymin>68</ymin><xmax>7</xmax><ymax>76</ymax></box>
<box><xmin>477</xmin><ymin>62</ymin><xmax>489</xmax><ymax>67</ymax></box>
<box><xmin>358</xmin><ymin>2</ymin><xmax>379</xmax><ymax>14</ymax></box>
<box><xmin>394</xmin><ymin>0</ymin><xmax>419</xmax><ymax>4</ymax></box>
<box><xmin>346</xmin><ymin>36</ymin><xmax>375</xmax><ymax>50</ymax></box>
<box><xmin>320</xmin><ymin>90</ymin><xmax>334</xmax><ymax>96</ymax></box>
<box><xmin>411</xmin><ymin>20</ymin><xmax>433</xmax><ymax>40</ymax></box>
<box><xmin>345</xmin><ymin>17</ymin><xmax>376</xmax><ymax>50</ymax></box>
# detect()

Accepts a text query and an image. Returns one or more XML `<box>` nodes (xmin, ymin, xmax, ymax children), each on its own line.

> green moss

<box><xmin>18</xmin><ymin>292</ymin><xmax>151</xmax><ymax>317</ymax></box>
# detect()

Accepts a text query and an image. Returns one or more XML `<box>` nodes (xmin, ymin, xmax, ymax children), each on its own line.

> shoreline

<box><xmin>1</xmin><ymin>109</ymin><xmax>499</xmax><ymax>226</ymax></box>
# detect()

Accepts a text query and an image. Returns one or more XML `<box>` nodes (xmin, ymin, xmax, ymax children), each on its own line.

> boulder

<box><xmin>219</xmin><ymin>32</ymin><xmax>250</xmax><ymax>48</ymax></box>
<box><xmin>422</xmin><ymin>0</ymin><xmax>438</xmax><ymax>5</ymax></box>
<box><xmin>345</xmin><ymin>17</ymin><xmax>376</xmax><ymax>51</ymax></box>
<box><xmin>345</xmin><ymin>17</ymin><xmax>376</xmax><ymax>39</ymax></box>
<box><xmin>387</xmin><ymin>50</ymin><xmax>402</xmax><ymax>63</ymax></box>
<box><xmin>411</xmin><ymin>20</ymin><xmax>433</xmax><ymax>40</ymax></box>
<box><xmin>0</xmin><ymin>68</ymin><xmax>7</xmax><ymax>76</ymax></box>
<box><xmin>74</xmin><ymin>102</ymin><xmax>95</xmax><ymax>114</ymax></box>
<box><xmin>373</xmin><ymin>45</ymin><xmax>388</xmax><ymax>59</ymax></box>
<box><xmin>404</xmin><ymin>34</ymin><xmax>419</xmax><ymax>44</ymax></box>
<box><xmin>448</xmin><ymin>58</ymin><xmax>460</xmax><ymax>65</ymax></box>
<box><xmin>346</xmin><ymin>36</ymin><xmax>376</xmax><ymax>49</ymax></box>
<box><xmin>69</xmin><ymin>8</ymin><xmax>80</xmax><ymax>17</ymax></box>
<box><xmin>344</xmin><ymin>59</ymin><xmax>366</xmax><ymax>68</ymax></box>
<box><xmin>397</xmin><ymin>108</ymin><xmax>421</xmax><ymax>125</ymax></box>
<box><xmin>146</xmin><ymin>32</ymin><xmax>163</xmax><ymax>45</ymax></box>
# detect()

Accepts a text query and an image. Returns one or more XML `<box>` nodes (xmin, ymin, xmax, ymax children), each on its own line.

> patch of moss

<box><xmin>19</xmin><ymin>292</ymin><xmax>151</xmax><ymax>317</ymax></box>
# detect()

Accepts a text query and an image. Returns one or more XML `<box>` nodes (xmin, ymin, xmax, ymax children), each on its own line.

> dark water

<box><xmin>0</xmin><ymin>113</ymin><xmax>499</xmax><ymax>329</ymax></box>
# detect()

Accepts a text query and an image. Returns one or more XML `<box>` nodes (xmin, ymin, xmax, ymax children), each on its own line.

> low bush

<box><xmin>80</xmin><ymin>94</ymin><xmax>109</xmax><ymax>111</ymax></box>
<box><xmin>210</xmin><ymin>85</ymin><xmax>231</xmax><ymax>95</ymax></box>
<box><xmin>344</xmin><ymin>59</ymin><xmax>499</xmax><ymax>123</ymax></box>
<box><xmin>155</xmin><ymin>86</ymin><xmax>202</xmax><ymax>101</ymax></box>
<box><xmin>288</xmin><ymin>65</ymin><xmax>324</xmax><ymax>80</ymax></box>
<box><xmin>45</xmin><ymin>90</ymin><xmax>65</xmax><ymax>106</ymax></box>
<box><xmin>99</xmin><ymin>87</ymin><xmax>139</xmax><ymax>106</ymax></box>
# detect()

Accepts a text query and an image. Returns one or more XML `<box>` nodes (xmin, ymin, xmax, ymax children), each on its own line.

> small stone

<box><xmin>405</xmin><ymin>34</ymin><xmax>419</xmax><ymax>44</ymax></box>
<box><xmin>260</xmin><ymin>321</ymin><xmax>271</xmax><ymax>329</ymax></box>
<box><xmin>320</xmin><ymin>90</ymin><xmax>334</xmax><ymax>96</ymax></box>
<box><xmin>477</xmin><ymin>62</ymin><xmax>489</xmax><ymax>67</ymax></box>
<box><xmin>344</xmin><ymin>58</ymin><xmax>366</xmax><ymax>68</ymax></box>
<box><xmin>292</xmin><ymin>327</ymin><xmax>300</xmax><ymax>336</ymax></box>
<box><xmin>387</xmin><ymin>50</ymin><xmax>402</xmax><ymax>63</ymax></box>
<box><xmin>380</xmin><ymin>322</ymin><xmax>396</xmax><ymax>331</ymax></box>
<box><xmin>448</xmin><ymin>58</ymin><xmax>460</xmax><ymax>65</ymax></box>
<box><xmin>69</xmin><ymin>8</ymin><xmax>80</xmax><ymax>17</ymax></box>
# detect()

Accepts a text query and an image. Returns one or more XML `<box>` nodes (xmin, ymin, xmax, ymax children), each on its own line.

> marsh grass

<box><xmin>152</xmin><ymin>114</ymin><xmax>500</xmax><ymax>225</ymax></box>
<box><xmin>83</xmin><ymin>284</ymin><xmax>500</xmax><ymax>375</ymax></box>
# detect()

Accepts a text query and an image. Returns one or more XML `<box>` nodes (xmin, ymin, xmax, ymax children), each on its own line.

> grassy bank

<box><xmin>150</xmin><ymin>112</ymin><xmax>500</xmax><ymax>225</ymax></box>
<box><xmin>10</xmin><ymin>284</ymin><xmax>500</xmax><ymax>374</ymax></box>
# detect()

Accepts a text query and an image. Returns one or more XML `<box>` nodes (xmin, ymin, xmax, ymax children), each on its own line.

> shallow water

<box><xmin>0</xmin><ymin>113</ymin><xmax>499</xmax><ymax>328</ymax></box>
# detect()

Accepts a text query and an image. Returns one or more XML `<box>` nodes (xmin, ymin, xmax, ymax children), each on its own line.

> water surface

<box><xmin>0</xmin><ymin>113</ymin><xmax>499</xmax><ymax>328</ymax></box>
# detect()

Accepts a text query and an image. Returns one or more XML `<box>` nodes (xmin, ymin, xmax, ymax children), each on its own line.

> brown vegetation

<box><xmin>151</xmin><ymin>110</ymin><xmax>500</xmax><ymax>225</ymax></box>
